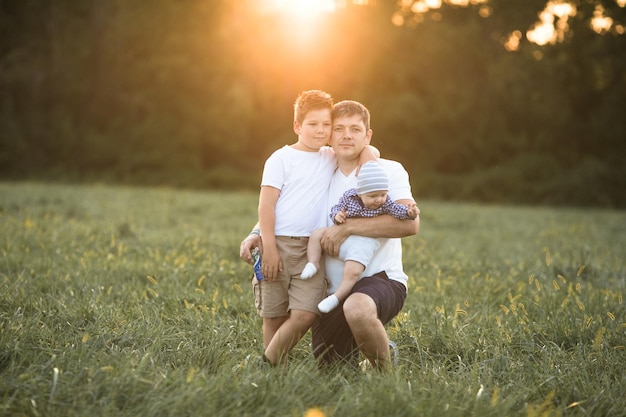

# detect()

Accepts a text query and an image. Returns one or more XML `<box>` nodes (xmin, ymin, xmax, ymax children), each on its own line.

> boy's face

<box><xmin>293</xmin><ymin>108</ymin><xmax>332</xmax><ymax>151</ymax></box>
<box><xmin>360</xmin><ymin>190</ymin><xmax>388</xmax><ymax>210</ymax></box>
<box><xmin>331</xmin><ymin>114</ymin><xmax>372</xmax><ymax>162</ymax></box>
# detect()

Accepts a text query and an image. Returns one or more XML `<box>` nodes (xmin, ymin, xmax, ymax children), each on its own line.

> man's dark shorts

<box><xmin>311</xmin><ymin>271</ymin><xmax>406</xmax><ymax>366</ymax></box>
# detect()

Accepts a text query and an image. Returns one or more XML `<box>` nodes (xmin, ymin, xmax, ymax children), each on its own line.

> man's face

<box><xmin>331</xmin><ymin>115</ymin><xmax>372</xmax><ymax>162</ymax></box>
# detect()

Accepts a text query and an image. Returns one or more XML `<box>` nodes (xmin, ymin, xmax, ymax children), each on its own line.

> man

<box><xmin>240</xmin><ymin>99</ymin><xmax>419</xmax><ymax>369</ymax></box>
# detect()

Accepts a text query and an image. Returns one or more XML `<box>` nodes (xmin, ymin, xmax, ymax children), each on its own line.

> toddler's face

<box><xmin>360</xmin><ymin>190</ymin><xmax>387</xmax><ymax>210</ymax></box>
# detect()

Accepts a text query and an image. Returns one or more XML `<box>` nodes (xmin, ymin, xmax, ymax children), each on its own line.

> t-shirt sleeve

<box><xmin>261</xmin><ymin>150</ymin><xmax>286</xmax><ymax>190</ymax></box>
<box><xmin>384</xmin><ymin>160</ymin><xmax>414</xmax><ymax>203</ymax></box>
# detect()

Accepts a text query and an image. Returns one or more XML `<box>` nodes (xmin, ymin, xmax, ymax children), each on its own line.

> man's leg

<box><xmin>311</xmin><ymin>306</ymin><xmax>361</xmax><ymax>367</ymax></box>
<box><xmin>343</xmin><ymin>293</ymin><xmax>391</xmax><ymax>370</ymax></box>
<box><xmin>312</xmin><ymin>272</ymin><xmax>405</xmax><ymax>368</ymax></box>
<box><xmin>344</xmin><ymin>273</ymin><xmax>406</xmax><ymax>370</ymax></box>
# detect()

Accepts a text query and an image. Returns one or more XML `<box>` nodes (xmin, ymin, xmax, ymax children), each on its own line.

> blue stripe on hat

<box><xmin>357</xmin><ymin>161</ymin><xmax>389</xmax><ymax>195</ymax></box>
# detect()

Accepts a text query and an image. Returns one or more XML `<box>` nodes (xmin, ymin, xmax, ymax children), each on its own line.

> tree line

<box><xmin>1</xmin><ymin>0</ymin><xmax>625</xmax><ymax>207</ymax></box>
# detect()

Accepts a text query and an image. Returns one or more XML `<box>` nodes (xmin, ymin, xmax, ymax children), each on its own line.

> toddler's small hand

<box><xmin>334</xmin><ymin>209</ymin><xmax>347</xmax><ymax>224</ymax></box>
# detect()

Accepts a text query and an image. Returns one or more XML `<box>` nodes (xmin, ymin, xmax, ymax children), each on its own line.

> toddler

<box><xmin>301</xmin><ymin>161</ymin><xmax>419</xmax><ymax>312</ymax></box>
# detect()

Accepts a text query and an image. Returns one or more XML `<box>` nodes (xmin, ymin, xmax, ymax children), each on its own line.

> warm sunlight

<box><xmin>526</xmin><ymin>1</ymin><xmax>576</xmax><ymax>46</ymax></box>
<box><xmin>591</xmin><ymin>5</ymin><xmax>613</xmax><ymax>34</ymax></box>
<box><xmin>393</xmin><ymin>0</ymin><xmax>490</xmax><ymax>26</ymax></box>
<box><xmin>254</xmin><ymin>0</ymin><xmax>340</xmax><ymax>53</ymax></box>
<box><xmin>504</xmin><ymin>30</ymin><xmax>522</xmax><ymax>52</ymax></box>
<box><xmin>258</xmin><ymin>0</ymin><xmax>336</xmax><ymax>20</ymax></box>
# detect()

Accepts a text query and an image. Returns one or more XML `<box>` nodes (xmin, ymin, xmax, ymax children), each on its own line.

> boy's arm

<box><xmin>358</xmin><ymin>145</ymin><xmax>380</xmax><ymax>166</ymax></box>
<box><xmin>258</xmin><ymin>186</ymin><xmax>282</xmax><ymax>281</ymax></box>
<box><xmin>320</xmin><ymin>198</ymin><xmax>419</xmax><ymax>257</ymax></box>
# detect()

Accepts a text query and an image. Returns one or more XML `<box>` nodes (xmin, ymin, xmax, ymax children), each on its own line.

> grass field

<box><xmin>1</xmin><ymin>182</ymin><xmax>625</xmax><ymax>417</ymax></box>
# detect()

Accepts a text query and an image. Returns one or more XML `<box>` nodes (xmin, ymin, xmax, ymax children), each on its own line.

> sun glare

<box><xmin>259</xmin><ymin>0</ymin><xmax>336</xmax><ymax>20</ymax></box>
<box><xmin>591</xmin><ymin>5</ymin><xmax>613</xmax><ymax>34</ymax></box>
<box><xmin>254</xmin><ymin>0</ymin><xmax>340</xmax><ymax>49</ymax></box>
<box><xmin>526</xmin><ymin>1</ymin><xmax>576</xmax><ymax>46</ymax></box>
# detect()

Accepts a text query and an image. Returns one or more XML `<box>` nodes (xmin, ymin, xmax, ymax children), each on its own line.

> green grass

<box><xmin>1</xmin><ymin>182</ymin><xmax>625</xmax><ymax>417</ymax></box>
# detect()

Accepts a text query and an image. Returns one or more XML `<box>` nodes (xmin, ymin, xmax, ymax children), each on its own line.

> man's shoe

<box><xmin>388</xmin><ymin>340</ymin><xmax>399</xmax><ymax>367</ymax></box>
<box><xmin>358</xmin><ymin>341</ymin><xmax>400</xmax><ymax>371</ymax></box>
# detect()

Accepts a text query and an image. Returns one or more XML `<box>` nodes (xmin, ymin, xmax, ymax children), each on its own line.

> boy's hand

<box><xmin>240</xmin><ymin>234</ymin><xmax>262</xmax><ymax>265</ymax></box>
<box><xmin>262</xmin><ymin>245</ymin><xmax>283</xmax><ymax>282</ymax></box>
<box><xmin>334</xmin><ymin>209</ymin><xmax>347</xmax><ymax>224</ymax></box>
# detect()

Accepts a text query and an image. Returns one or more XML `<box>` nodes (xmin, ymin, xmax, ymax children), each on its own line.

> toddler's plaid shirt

<box><xmin>330</xmin><ymin>188</ymin><xmax>412</xmax><ymax>224</ymax></box>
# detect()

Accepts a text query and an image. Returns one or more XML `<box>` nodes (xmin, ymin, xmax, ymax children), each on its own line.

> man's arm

<box><xmin>320</xmin><ymin>198</ymin><xmax>420</xmax><ymax>257</ymax></box>
<box><xmin>240</xmin><ymin>222</ymin><xmax>261</xmax><ymax>264</ymax></box>
<box><xmin>258</xmin><ymin>186</ymin><xmax>282</xmax><ymax>280</ymax></box>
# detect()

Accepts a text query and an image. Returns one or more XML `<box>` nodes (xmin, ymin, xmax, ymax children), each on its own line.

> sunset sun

<box><xmin>259</xmin><ymin>0</ymin><xmax>337</xmax><ymax>21</ymax></box>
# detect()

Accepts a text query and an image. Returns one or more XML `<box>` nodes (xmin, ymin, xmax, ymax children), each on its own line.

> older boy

<box><xmin>255</xmin><ymin>90</ymin><xmax>335</xmax><ymax>366</ymax></box>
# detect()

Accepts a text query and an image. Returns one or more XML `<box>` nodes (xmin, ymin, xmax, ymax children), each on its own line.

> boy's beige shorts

<box><xmin>253</xmin><ymin>236</ymin><xmax>327</xmax><ymax>318</ymax></box>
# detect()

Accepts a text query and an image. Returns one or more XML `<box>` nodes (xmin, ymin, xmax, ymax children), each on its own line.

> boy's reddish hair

<box><xmin>294</xmin><ymin>90</ymin><xmax>333</xmax><ymax>125</ymax></box>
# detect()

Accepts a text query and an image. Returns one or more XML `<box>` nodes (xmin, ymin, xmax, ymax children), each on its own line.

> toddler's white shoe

<box><xmin>318</xmin><ymin>295</ymin><xmax>339</xmax><ymax>313</ymax></box>
<box><xmin>301</xmin><ymin>262</ymin><xmax>318</xmax><ymax>280</ymax></box>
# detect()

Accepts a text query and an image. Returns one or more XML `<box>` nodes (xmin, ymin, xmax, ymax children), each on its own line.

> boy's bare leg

<box><xmin>301</xmin><ymin>228</ymin><xmax>326</xmax><ymax>279</ymax></box>
<box><xmin>264</xmin><ymin>310</ymin><xmax>317</xmax><ymax>365</ymax></box>
<box><xmin>263</xmin><ymin>317</ymin><xmax>288</xmax><ymax>349</ymax></box>
<box><xmin>318</xmin><ymin>260</ymin><xmax>363</xmax><ymax>313</ymax></box>
<box><xmin>343</xmin><ymin>292</ymin><xmax>391</xmax><ymax>370</ymax></box>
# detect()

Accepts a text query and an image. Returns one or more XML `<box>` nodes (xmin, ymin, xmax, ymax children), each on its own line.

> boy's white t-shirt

<box><xmin>324</xmin><ymin>158</ymin><xmax>414</xmax><ymax>292</ymax></box>
<box><xmin>262</xmin><ymin>145</ymin><xmax>336</xmax><ymax>237</ymax></box>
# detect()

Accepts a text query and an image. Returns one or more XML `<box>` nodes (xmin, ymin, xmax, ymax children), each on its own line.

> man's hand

<box><xmin>240</xmin><ymin>234</ymin><xmax>262</xmax><ymax>265</ymax></box>
<box><xmin>320</xmin><ymin>223</ymin><xmax>351</xmax><ymax>257</ymax></box>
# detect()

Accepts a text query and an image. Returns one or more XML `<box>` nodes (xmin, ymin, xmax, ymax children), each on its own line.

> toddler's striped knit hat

<box><xmin>357</xmin><ymin>161</ymin><xmax>389</xmax><ymax>195</ymax></box>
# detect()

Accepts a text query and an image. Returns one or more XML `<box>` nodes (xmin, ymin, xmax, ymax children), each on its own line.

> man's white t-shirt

<box><xmin>324</xmin><ymin>158</ymin><xmax>414</xmax><ymax>293</ymax></box>
<box><xmin>262</xmin><ymin>145</ymin><xmax>336</xmax><ymax>237</ymax></box>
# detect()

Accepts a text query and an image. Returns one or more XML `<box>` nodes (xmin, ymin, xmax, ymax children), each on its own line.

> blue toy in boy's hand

<box><xmin>251</xmin><ymin>248</ymin><xmax>264</xmax><ymax>281</ymax></box>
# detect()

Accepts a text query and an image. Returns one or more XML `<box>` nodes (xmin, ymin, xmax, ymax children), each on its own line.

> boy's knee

<box><xmin>291</xmin><ymin>310</ymin><xmax>317</xmax><ymax>328</ymax></box>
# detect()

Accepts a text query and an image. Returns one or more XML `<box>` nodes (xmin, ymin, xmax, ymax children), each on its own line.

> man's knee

<box><xmin>343</xmin><ymin>293</ymin><xmax>377</xmax><ymax>326</ymax></box>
